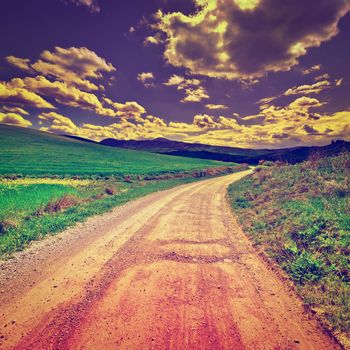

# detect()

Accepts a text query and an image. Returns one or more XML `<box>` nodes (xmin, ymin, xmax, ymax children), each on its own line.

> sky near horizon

<box><xmin>0</xmin><ymin>0</ymin><xmax>349</xmax><ymax>149</ymax></box>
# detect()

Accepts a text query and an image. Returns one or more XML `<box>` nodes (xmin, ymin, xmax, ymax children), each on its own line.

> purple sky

<box><xmin>0</xmin><ymin>0</ymin><xmax>349</xmax><ymax>148</ymax></box>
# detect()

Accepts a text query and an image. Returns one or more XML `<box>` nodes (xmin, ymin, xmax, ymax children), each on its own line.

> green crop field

<box><xmin>228</xmin><ymin>153</ymin><xmax>350</xmax><ymax>344</ymax></box>
<box><xmin>0</xmin><ymin>125</ymin><xmax>226</xmax><ymax>176</ymax></box>
<box><xmin>0</xmin><ymin>124</ymin><xmax>245</xmax><ymax>256</ymax></box>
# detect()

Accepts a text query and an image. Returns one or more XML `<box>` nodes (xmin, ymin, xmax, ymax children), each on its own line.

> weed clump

<box><xmin>105</xmin><ymin>186</ymin><xmax>117</xmax><ymax>195</ymax></box>
<box><xmin>44</xmin><ymin>195</ymin><xmax>81</xmax><ymax>213</ymax></box>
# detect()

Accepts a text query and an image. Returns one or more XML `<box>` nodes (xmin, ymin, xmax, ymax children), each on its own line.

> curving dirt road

<box><xmin>0</xmin><ymin>171</ymin><xmax>340</xmax><ymax>350</ymax></box>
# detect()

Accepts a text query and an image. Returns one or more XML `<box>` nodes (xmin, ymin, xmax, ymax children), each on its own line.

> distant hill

<box><xmin>0</xmin><ymin>125</ymin><xmax>228</xmax><ymax>176</ymax></box>
<box><xmin>100</xmin><ymin>137</ymin><xmax>350</xmax><ymax>164</ymax></box>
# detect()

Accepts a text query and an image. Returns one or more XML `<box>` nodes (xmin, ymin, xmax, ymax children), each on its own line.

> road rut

<box><xmin>0</xmin><ymin>171</ymin><xmax>340</xmax><ymax>349</ymax></box>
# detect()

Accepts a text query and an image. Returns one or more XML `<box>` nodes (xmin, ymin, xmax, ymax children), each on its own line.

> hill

<box><xmin>0</xmin><ymin>125</ymin><xmax>230</xmax><ymax>176</ymax></box>
<box><xmin>100</xmin><ymin>137</ymin><xmax>350</xmax><ymax>164</ymax></box>
<box><xmin>228</xmin><ymin>152</ymin><xmax>350</xmax><ymax>346</ymax></box>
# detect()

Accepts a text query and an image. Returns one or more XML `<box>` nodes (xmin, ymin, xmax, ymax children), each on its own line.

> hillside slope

<box><xmin>228</xmin><ymin>153</ymin><xmax>350</xmax><ymax>347</ymax></box>
<box><xmin>100</xmin><ymin>137</ymin><xmax>350</xmax><ymax>164</ymax></box>
<box><xmin>0</xmin><ymin>125</ymin><xmax>228</xmax><ymax>176</ymax></box>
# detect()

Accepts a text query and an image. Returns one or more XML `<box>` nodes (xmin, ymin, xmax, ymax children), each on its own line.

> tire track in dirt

<box><xmin>0</xmin><ymin>171</ymin><xmax>341</xmax><ymax>349</ymax></box>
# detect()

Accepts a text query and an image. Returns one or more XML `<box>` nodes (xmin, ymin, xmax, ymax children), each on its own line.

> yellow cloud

<box><xmin>39</xmin><ymin>95</ymin><xmax>350</xmax><ymax>149</ymax></box>
<box><xmin>205</xmin><ymin>104</ymin><xmax>228</xmax><ymax>110</ymax></box>
<box><xmin>234</xmin><ymin>0</ymin><xmax>260</xmax><ymax>10</ymax></box>
<box><xmin>0</xmin><ymin>81</ymin><xmax>55</xmax><ymax>109</ymax></box>
<box><xmin>0</xmin><ymin>106</ymin><xmax>29</xmax><ymax>115</ymax></box>
<box><xmin>6</xmin><ymin>56</ymin><xmax>34</xmax><ymax>73</ymax></box>
<box><xmin>155</xmin><ymin>1</ymin><xmax>350</xmax><ymax>79</ymax></box>
<box><xmin>285</xmin><ymin>80</ymin><xmax>331</xmax><ymax>96</ymax></box>
<box><xmin>164</xmin><ymin>74</ymin><xmax>208</xmax><ymax>102</ymax></box>
<box><xmin>181</xmin><ymin>86</ymin><xmax>209</xmax><ymax>103</ymax></box>
<box><xmin>0</xmin><ymin>112</ymin><xmax>32</xmax><ymax>127</ymax></box>
<box><xmin>7</xmin><ymin>47</ymin><xmax>116</xmax><ymax>92</ymax></box>
<box><xmin>302</xmin><ymin>64</ymin><xmax>321</xmax><ymax>75</ymax></box>
<box><xmin>137</xmin><ymin>72</ymin><xmax>155</xmax><ymax>87</ymax></box>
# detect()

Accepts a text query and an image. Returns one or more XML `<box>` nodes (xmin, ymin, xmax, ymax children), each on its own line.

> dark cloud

<box><xmin>157</xmin><ymin>0</ymin><xmax>350</xmax><ymax>79</ymax></box>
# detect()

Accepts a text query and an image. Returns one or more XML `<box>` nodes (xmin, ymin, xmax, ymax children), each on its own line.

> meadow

<box><xmin>228</xmin><ymin>152</ymin><xmax>350</xmax><ymax>345</ymax></box>
<box><xmin>0</xmin><ymin>125</ymin><xmax>244</xmax><ymax>256</ymax></box>
<box><xmin>0</xmin><ymin>125</ymin><xmax>224</xmax><ymax>176</ymax></box>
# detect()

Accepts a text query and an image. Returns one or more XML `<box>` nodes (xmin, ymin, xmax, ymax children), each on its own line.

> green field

<box><xmin>0</xmin><ymin>125</ymin><xmax>244</xmax><ymax>256</ymax></box>
<box><xmin>228</xmin><ymin>153</ymin><xmax>350</xmax><ymax>344</ymax></box>
<box><xmin>0</xmin><ymin>125</ymin><xmax>225</xmax><ymax>176</ymax></box>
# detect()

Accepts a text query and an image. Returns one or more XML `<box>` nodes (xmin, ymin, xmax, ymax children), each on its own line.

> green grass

<box><xmin>0</xmin><ymin>183</ymin><xmax>79</xmax><ymax>222</ymax></box>
<box><xmin>0</xmin><ymin>176</ymin><xmax>215</xmax><ymax>256</ymax></box>
<box><xmin>228</xmin><ymin>152</ymin><xmax>350</xmax><ymax>344</ymax></box>
<box><xmin>0</xmin><ymin>125</ymin><xmax>228</xmax><ymax>176</ymax></box>
<box><xmin>0</xmin><ymin>125</ymin><xmax>246</xmax><ymax>257</ymax></box>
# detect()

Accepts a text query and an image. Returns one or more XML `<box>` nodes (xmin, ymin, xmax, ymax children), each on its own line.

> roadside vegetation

<box><xmin>0</xmin><ymin>125</ymin><xmax>248</xmax><ymax>257</ymax></box>
<box><xmin>228</xmin><ymin>152</ymin><xmax>350</xmax><ymax>346</ymax></box>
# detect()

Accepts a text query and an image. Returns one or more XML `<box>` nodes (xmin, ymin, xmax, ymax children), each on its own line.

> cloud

<box><xmin>181</xmin><ymin>86</ymin><xmax>209</xmax><ymax>103</ymax></box>
<box><xmin>302</xmin><ymin>64</ymin><xmax>321</xmax><ymax>75</ymax></box>
<box><xmin>67</xmin><ymin>0</ymin><xmax>100</xmax><ymax>13</ymax></box>
<box><xmin>155</xmin><ymin>0</ymin><xmax>350</xmax><ymax>79</ymax></box>
<box><xmin>336</xmin><ymin>78</ymin><xmax>344</xmax><ymax>87</ymax></box>
<box><xmin>205</xmin><ymin>104</ymin><xmax>228</xmax><ymax>110</ymax></box>
<box><xmin>164</xmin><ymin>74</ymin><xmax>201</xmax><ymax>89</ymax></box>
<box><xmin>143</xmin><ymin>34</ymin><xmax>163</xmax><ymax>46</ymax></box>
<box><xmin>0</xmin><ymin>106</ymin><xmax>29</xmax><ymax>115</ymax></box>
<box><xmin>137</xmin><ymin>72</ymin><xmax>155</xmax><ymax>87</ymax></box>
<box><xmin>7</xmin><ymin>47</ymin><xmax>116</xmax><ymax>91</ymax></box>
<box><xmin>38</xmin><ymin>112</ymin><xmax>79</xmax><ymax>134</ymax></box>
<box><xmin>0</xmin><ymin>81</ymin><xmax>55</xmax><ymax>109</ymax></box>
<box><xmin>315</xmin><ymin>73</ymin><xmax>330</xmax><ymax>81</ymax></box>
<box><xmin>258</xmin><ymin>78</ymin><xmax>340</xmax><ymax>107</ymax></box>
<box><xmin>8</xmin><ymin>76</ymin><xmax>111</xmax><ymax>114</ymax></box>
<box><xmin>6</xmin><ymin>56</ymin><xmax>34</xmax><ymax>73</ymax></box>
<box><xmin>193</xmin><ymin>114</ymin><xmax>219</xmax><ymax>128</ymax></box>
<box><xmin>284</xmin><ymin>80</ymin><xmax>331</xmax><ymax>96</ymax></box>
<box><xmin>0</xmin><ymin>112</ymin><xmax>32</xmax><ymax>127</ymax></box>
<box><xmin>40</xmin><ymin>95</ymin><xmax>350</xmax><ymax>148</ymax></box>
<box><xmin>102</xmin><ymin>98</ymin><xmax>146</xmax><ymax>118</ymax></box>
<box><xmin>164</xmin><ymin>74</ymin><xmax>208</xmax><ymax>102</ymax></box>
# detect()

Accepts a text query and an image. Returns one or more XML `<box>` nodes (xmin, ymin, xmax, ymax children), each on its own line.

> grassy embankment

<box><xmin>0</xmin><ymin>125</ymin><xmax>246</xmax><ymax>256</ymax></box>
<box><xmin>228</xmin><ymin>152</ymin><xmax>350</xmax><ymax>346</ymax></box>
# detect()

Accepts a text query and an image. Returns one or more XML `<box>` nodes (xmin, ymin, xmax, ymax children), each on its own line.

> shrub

<box><xmin>234</xmin><ymin>196</ymin><xmax>251</xmax><ymax>208</ymax></box>
<box><xmin>289</xmin><ymin>252</ymin><xmax>325</xmax><ymax>284</ymax></box>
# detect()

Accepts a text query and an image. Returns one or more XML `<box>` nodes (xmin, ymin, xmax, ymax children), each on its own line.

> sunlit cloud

<box><xmin>0</xmin><ymin>112</ymin><xmax>32</xmax><ymax>127</ymax></box>
<box><xmin>302</xmin><ymin>64</ymin><xmax>322</xmax><ymax>75</ymax></box>
<box><xmin>0</xmin><ymin>106</ymin><xmax>29</xmax><ymax>115</ymax></box>
<box><xmin>205</xmin><ymin>104</ymin><xmax>228</xmax><ymax>110</ymax></box>
<box><xmin>143</xmin><ymin>34</ymin><xmax>163</xmax><ymax>46</ymax></box>
<box><xmin>39</xmin><ymin>93</ymin><xmax>350</xmax><ymax>149</ymax></box>
<box><xmin>284</xmin><ymin>80</ymin><xmax>332</xmax><ymax>96</ymax></box>
<box><xmin>0</xmin><ymin>80</ymin><xmax>55</xmax><ymax>109</ymax></box>
<box><xmin>137</xmin><ymin>72</ymin><xmax>155</xmax><ymax>87</ymax></box>
<box><xmin>102</xmin><ymin>98</ymin><xmax>146</xmax><ymax>119</ymax></box>
<box><xmin>6</xmin><ymin>47</ymin><xmax>116</xmax><ymax>91</ymax></box>
<box><xmin>164</xmin><ymin>74</ymin><xmax>208</xmax><ymax>103</ymax></box>
<box><xmin>6</xmin><ymin>56</ymin><xmax>34</xmax><ymax>73</ymax></box>
<box><xmin>154</xmin><ymin>1</ymin><xmax>350</xmax><ymax>79</ymax></box>
<box><xmin>181</xmin><ymin>86</ymin><xmax>209</xmax><ymax>103</ymax></box>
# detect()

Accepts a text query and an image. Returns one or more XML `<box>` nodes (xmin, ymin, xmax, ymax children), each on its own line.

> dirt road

<box><xmin>0</xmin><ymin>171</ymin><xmax>340</xmax><ymax>349</ymax></box>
